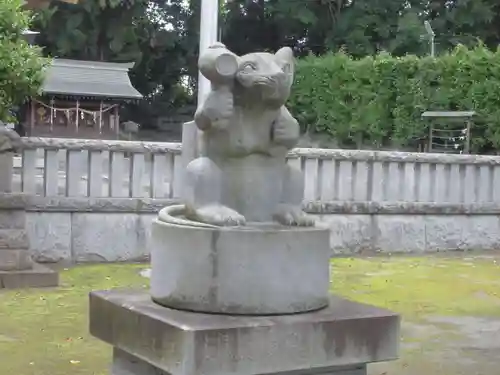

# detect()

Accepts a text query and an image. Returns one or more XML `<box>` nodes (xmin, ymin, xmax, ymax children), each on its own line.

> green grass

<box><xmin>0</xmin><ymin>255</ymin><xmax>499</xmax><ymax>375</ymax></box>
<box><xmin>331</xmin><ymin>256</ymin><xmax>500</xmax><ymax>319</ymax></box>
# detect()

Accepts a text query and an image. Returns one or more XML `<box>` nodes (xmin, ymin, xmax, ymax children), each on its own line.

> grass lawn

<box><xmin>0</xmin><ymin>254</ymin><xmax>499</xmax><ymax>375</ymax></box>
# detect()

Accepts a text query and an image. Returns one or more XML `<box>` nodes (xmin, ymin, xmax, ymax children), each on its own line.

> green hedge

<box><xmin>288</xmin><ymin>44</ymin><xmax>500</xmax><ymax>152</ymax></box>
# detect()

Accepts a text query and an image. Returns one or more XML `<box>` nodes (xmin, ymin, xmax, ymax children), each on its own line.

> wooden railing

<box><xmin>11</xmin><ymin>137</ymin><xmax>500</xmax><ymax>204</ymax></box>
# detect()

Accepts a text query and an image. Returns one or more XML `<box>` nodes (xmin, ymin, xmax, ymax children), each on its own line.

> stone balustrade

<box><xmin>9</xmin><ymin>137</ymin><xmax>500</xmax><ymax>205</ymax></box>
<box><xmin>3</xmin><ymin>136</ymin><xmax>500</xmax><ymax>262</ymax></box>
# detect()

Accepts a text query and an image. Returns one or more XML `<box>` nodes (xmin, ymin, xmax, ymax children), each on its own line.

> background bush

<box><xmin>288</xmin><ymin>44</ymin><xmax>500</xmax><ymax>153</ymax></box>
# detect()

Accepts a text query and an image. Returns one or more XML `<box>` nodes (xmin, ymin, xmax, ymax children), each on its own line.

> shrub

<box><xmin>289</xmin><ymin>44</ymin><xmax>500</xmax><ymax>152</ymax></box>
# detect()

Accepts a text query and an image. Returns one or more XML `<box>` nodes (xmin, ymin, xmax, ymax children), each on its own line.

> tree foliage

<box><xmin>288</xmin><ymin>44</ymin><xmax>500</xmax><ymax>153</ymax></box>
<box><xmin>32</xmin><ymin>0</ymin><xmax>194</xmax><ymax>126</ymax></box>
<box><xmin>0</xmin><ymin>0</ymin><xmax>48</xmax><ymax>122</ymax></box>
<box><xmin>27</xmin><ymin>0</ymin><xmax>500</xmax><ymax>134</ymax></box>
<box><xmin>221</xmin><ymin>0</ymin><xmax>500</xmax><ymax>57</ymax></box>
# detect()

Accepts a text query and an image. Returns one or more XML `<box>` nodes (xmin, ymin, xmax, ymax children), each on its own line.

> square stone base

<box><xmin>90</xmin><ymin>290</ymin><xmax>400</xmax><ymax>375</ymax></box>
<box><xmin>112</xmin><ymin>348</ymin><xmax>367</xmax><ymax>375</ymax></box>
<box><xmin>0</xmin><ymin>263</ymin><xmax>59</xmax><ymax>289</ymax></box>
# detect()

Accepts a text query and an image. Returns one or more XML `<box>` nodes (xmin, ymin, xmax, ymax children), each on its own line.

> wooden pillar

<box><xmin>114</xmin><ymin>105</ymin><xmax>120</xmax><ymax>139</ymax></box>
<box><xmin>29</xmin><ymin>100</ymin><xmax>35</xmax><ymax>136</ymax></box>
<box><xmin>465</xmin><ymin>119</ymin><xmax>472</xmax><ymax>154</ymax></box>
<box><xmin>75</xmin><ymin>99</ymin><xmax>80</xmax><ymax>135</ymax></box>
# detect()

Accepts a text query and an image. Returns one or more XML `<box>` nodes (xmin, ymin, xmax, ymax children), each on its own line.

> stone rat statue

<box><xmin>182</xmin><ymin>43</ymin><xmax>313</xmax><ymax>227</ymax></box>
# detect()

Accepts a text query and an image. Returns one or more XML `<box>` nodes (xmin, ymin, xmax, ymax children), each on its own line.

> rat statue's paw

<box><xmin>272</xmin><ymin>107</ymin><xmax>299</xmax><ymax>149</ymax></box>
<box><xmin>190</xmin><ymin>204</ymin><xmax>246</xmax><ymax>227</ymax></box>
<box><xmin>273</xmin><ymin>204</ymin><xmax>315</xmax><ymax>227</ymax></box>
<box><xmin>201</xmin><ymin>89</ymin><xmax>234</xmax><ymax>130</ymax></box>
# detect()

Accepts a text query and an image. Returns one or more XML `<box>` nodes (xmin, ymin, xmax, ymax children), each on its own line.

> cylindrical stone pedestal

<box><xmin>151</xmin><ymin>218</ymin><xmax>331</xmax><ymax>315</ymax></box>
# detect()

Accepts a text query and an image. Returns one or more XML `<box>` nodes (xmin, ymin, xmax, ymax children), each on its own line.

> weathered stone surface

<box><xmin>12</xmin><ymin>210</ymin><xmax>500</xmax><ymax>263</ymax></box>
<box><xmin>374</xmin><ymin>216</ymin><xmax>427</xmax><ymax>253</ymax></box>
<box><xmin>0</xmin><ymin>193</ymin><xmax>31</xmax><ymax>210</ymax></box>
<box><xmin>22</xmin><ymin>196</ymin><xmax>176</xmax><ymax>213</ymax></box>
<box><xmin>304</xmin><ymin>200</ymin><xmax>500</xmax><ymax>215</ymax></box>
<box><xmin>72</xmin><ymin>213</ymin><xmax>149</xmax><ymax>262</ymax></box>
<box><xmin>112</xmin><ymin>349</ymin><xmax>169</xmax><ymax>375</ymax></box>
<box><xmin>459</xmin><ymin>216</ymin><xmax>500</xmax><ymax>250</ymax></box>
<box><xmin>288</xmin><ymin>147</ymin><xmax>500</xmax><ymax>166</ymax></box>
<box><xmin>90</xmin><ymin>289</ymin><xmax>400</xmax><ymax>375</ymax></box>
<box><xmin>4</xmin><ymin>195</ymin><xmax>500</xmax><ymax>216</ymax></box>
<box><xmin>0</xmin><ymin>263</ymin><xmax>58</xmax><ymax>288</ymax></box>
<box><xmin>179</xmin><ymin>44</ymin><xmax>312</xmax><ymax>227</ymax></box>
<box><xmin>0</xmin><ymin>229</ymin><xmax>29</xmax><ymax>249</ymax></box>
<box><xmin>151</xmin><ymin>220</ymin><xmax>331</xmax><ymax>315</ymax></box>
<box><xmin>424</xmin><ymin>216</ymin><xmax>468</xmax><ymax>251</ymax></box>
<box><xmin>316</xmin><ymin>215</ymin><xmax>373</xmax><ymax>254</ymax></box>
<box><xmin>19</xmin><ymin>136</ymin><xmax>182</xmax><ymax>154</ymax></box>
<box><xmin>111</xmin><ymin>348</ymin><xmax>367</xmax><ymax>375</ymax></box>
<box><xmin>26</xmin><ymin>212</ymin><xmax>71</xmax><ymax>263</ymax></box>
<box><xmin>0</xmin><ymin>153</ymin><xmax>14</xmax><ymax>193</ymax></box>
<box><xmin>0</xmin><ymin>249</ymin><xmax>32</xmax><ymax>270</ymax></box>
<box><xmin>0</xmin><ymin>210</ymin><xmax>26</xmax><ymax>229</ymax></box>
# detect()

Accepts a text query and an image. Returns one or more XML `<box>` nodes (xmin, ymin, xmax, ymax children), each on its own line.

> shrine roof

<box><xmin>41</xmin><ymin>59</ymin><xmax>143</xmax><ymax>100</ymax></box>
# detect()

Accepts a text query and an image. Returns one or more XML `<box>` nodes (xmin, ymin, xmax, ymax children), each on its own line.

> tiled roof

<box><xmin>42</xmin><ymin>59</ymin><xmax>143</xmax><ymax>100</ymax></box>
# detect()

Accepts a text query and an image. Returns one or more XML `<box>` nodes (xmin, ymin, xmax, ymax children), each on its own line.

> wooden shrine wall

<box><xmin>27</xmin><ymin>99</ymin><xmax>120</xmax><ymax>140</ymax></box>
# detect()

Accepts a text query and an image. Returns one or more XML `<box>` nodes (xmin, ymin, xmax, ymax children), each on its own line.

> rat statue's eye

<box><xmin>241</xmin><ymin>62</ymin><xmax>257</xmax><ymax>72</ymax></box>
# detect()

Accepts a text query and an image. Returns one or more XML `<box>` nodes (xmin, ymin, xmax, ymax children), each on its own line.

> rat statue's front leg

<box><xmin>271</xmin><ymin>106</ymin><xmax>300</xmax><ymax>150</ymax></box>
<box><xmin>184</xmin><ymin>157</ymin><xmax>246</xmax><ymax>226</ymax></box>
<box><xmin>185</xmin><ymin>88</ymin><xmax>246</xmax><ymax>227</ymax></box>
<box><xmin>271</xmin><ymin>106</ymin><xmax>315</xmax><ymax>227</ymax></box>
<box><xmin>273</xmin><ymin>164</ymin><xmax>315</xmax><ymax>227</ymax></box>
<box><xmin>194</xmin><ymin>87</ymin><xmax>233</xmax><ymax>131</ymax></box>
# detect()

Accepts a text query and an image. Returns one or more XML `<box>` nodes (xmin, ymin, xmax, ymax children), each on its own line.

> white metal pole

<box><xmin>197</xmin><ymin>0</ymin><xmax>219</xmax><ymax>105</ymax></box>
<box><xmin>180</xmin><ymin>0</ymin><xmax>219</xmax><ymax>197</ymax></box>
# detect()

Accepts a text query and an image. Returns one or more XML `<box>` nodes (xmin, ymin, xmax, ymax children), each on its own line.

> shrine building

<box><xmin>23</xmin><ymin>58</ymin><xmax>142</xmax><ymax>139</ymax></box>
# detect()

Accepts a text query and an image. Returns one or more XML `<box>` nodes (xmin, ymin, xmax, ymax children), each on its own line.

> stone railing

<box><xmin>12</xmin><ymin>137</ymin><xmax>184</xmax><ymax>198</ymax></box>
<box><xmin>290</xmin><ymin>148</ymin><xmax>500</xmax><ymax>204</ymax></box>
<box><xmin>11</xmin><ymin>137</ymin><xmax>500</xmax><ymax>205</ymax></box>
<box><xmin>5</xmin><ymin>137</ymin><xmax>500</xmax><ymax>262</ymax></box>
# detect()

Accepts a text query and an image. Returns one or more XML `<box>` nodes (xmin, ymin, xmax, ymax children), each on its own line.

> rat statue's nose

<box><xmin>274</xmin><ymin>71</ymin><xmax>287</xmax><ymax>84</ymax></box>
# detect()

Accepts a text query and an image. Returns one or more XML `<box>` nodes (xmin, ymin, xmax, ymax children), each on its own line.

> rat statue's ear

<box><xmin>275</xmin><ymin>47</ymin><xmax>295</xmax><ymax>77</ymax></box>
<box><xmin>199</xmin><ymin>44</ymin><xmax>240</xmax><ymax>86</ymax></box>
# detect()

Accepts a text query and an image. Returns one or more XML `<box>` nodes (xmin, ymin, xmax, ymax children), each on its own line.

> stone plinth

<box><xmin>0</xmin><ymin>194</ymin><xmax>58</xmax><ymax>289</ymax></box>
<box><xmin>0</xmin><ymin>262</ymin><xmax>58</xmax><ymax>288</ymax></box>
<box><xmin>90</xmin><ymin>289</ymin><xmax>400</xmax><ymax>375</ymax></box>
<box><xmin>151</xmin><ymin>219</ymin><xmax>331</xmax><ymax>315</ymax></box>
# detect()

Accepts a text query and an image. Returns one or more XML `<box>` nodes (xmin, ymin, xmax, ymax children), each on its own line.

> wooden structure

<box><xmin>422</xmin><ymin>111</ymin><xmax>475</xmax><ymax>154</ymax></box>
<box><xmin>25</xmin><ymin>59</ymin><xmax>142</xmax><ymax>139</ymax></box>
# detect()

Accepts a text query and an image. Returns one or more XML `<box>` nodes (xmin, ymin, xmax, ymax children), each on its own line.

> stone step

<box><xmin>0</xmin><ymin>263</ymin><xmax>58</xmax><ymax>289</ymax></box>
<box><xmin>0</xmin><ymin>248</ymin><xmax>32</xmax><ymax>271</ymax></box>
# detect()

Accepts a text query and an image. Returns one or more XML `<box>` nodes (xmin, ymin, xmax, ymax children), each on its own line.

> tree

<box><xmin>0</xmin><ymin>0</ymin><xmax>48</xmax><ymax>122</ymax></box>
<box><xmin>220</xmin><ymin>0</ymin><xmax>500</xmax><ymax>59</ymax></box>
<box><xmin>33</xmin><ymin>0</ymin><xmax>195</xmax><ymax>127</ymax></box>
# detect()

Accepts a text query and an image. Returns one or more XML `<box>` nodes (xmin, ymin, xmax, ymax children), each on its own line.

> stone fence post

<box><xmin>0</xmin><ymin>126</ymin><xmax>58</xmax><ymax>288</ymax></box>
<box><xmin>0</xmin><ymin>151</ymin><xmax>13</xmax><ymax>193</ymax></box>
